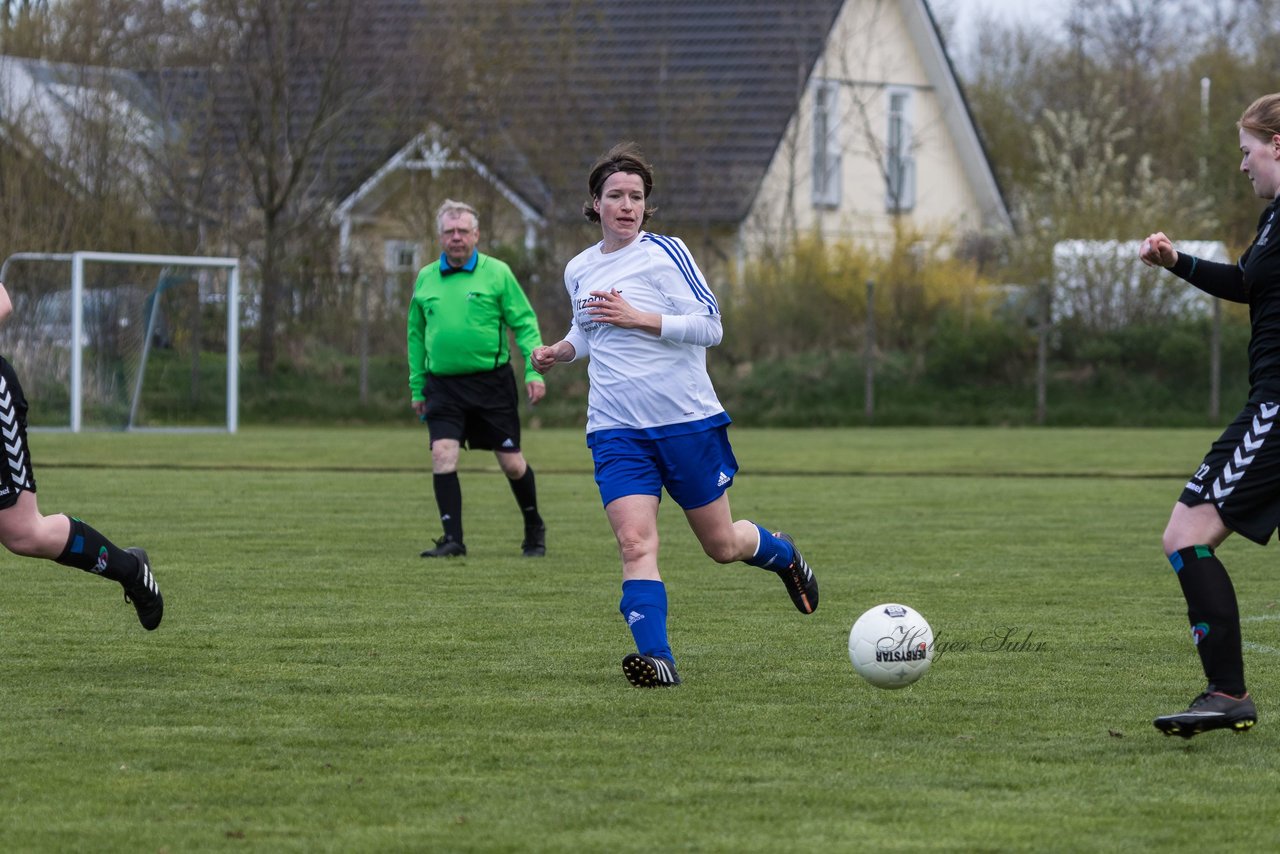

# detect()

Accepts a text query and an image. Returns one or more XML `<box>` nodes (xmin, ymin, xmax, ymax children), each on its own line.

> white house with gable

<box><xmin>740</xmin><ymin>0</ymin><xmax>1010</xmax><ymax>255</ymax></box>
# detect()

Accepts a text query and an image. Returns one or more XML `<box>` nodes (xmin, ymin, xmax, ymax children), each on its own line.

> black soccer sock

<box><xmin>508</xmin><ymin>466</ymin><xmax>543</xmax><ymax>528</ymax></box>
<box><xmin>1170</xmin><ymin>545</ymin><xmax>1246</xmax><ymax>696</ymax></box>
<box><xmin>54</xmin><ymin>516</ymin><xmax>140</xmax><ymax>584</ymax></box>
<box><xmin>433</xmin><ymin>472</ymin><xmax>464</xmax><ymax>542</ymax></box>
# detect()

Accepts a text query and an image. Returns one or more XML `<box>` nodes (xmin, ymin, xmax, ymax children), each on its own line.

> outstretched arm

<box><xmin>1139</xmin><ymin>231</ymin><xmax>1247</xmax><ymax>304</ymax></box>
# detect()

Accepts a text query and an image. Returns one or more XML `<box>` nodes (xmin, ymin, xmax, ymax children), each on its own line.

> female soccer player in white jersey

<box><xmin>531</xmin><ymin>142</ymin><xmax>818</xmax><ymax>687</ymax></box>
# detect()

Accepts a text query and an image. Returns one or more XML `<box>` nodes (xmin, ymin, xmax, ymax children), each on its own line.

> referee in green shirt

<box><xmin>408</xmin><ymin>199</ymin><xmax>547</xmax><ymax>558</ymax></box>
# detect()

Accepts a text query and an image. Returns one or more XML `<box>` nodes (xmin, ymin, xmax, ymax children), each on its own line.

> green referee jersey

<box><xmin>407</xmin><ymin>251</ymin><xmax>545</xmax><ymax>401</ymax></box>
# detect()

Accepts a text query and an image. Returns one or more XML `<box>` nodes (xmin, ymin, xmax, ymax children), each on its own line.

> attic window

<box><xmin>812</xmin><ymin>79</ymin><xmax>841</xmax><ymax>209</ymax></box>
<box><xmin>885</xmin><ymin>88</ymin><xmax>916</xmax><ymax>214</ymax></box>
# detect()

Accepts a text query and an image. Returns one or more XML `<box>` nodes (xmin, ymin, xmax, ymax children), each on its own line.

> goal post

<box><xmin>70</xmin><ymin>252</ymin><xmax>240</xmax><ymax>433</ymax></box>
<box><xmin>1</xmin><ymin>250</ymin><xmax>241</xmax><ymax>433</ymax></box>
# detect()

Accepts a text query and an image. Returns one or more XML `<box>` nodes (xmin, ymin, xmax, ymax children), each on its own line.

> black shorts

<box><xmin>1180</xmin><ymin>400</ymin><xmax>1280</xmax><ymax>544</ymax></box>
<box><xmin>422</xmin><ymin>363</ymin><xmax>521</xmax><ymax>452</ymax></box>
<box><xmin>0</xmin><ymin>356</ymin><xmax>36</xmax><ymax>509</ymax></box>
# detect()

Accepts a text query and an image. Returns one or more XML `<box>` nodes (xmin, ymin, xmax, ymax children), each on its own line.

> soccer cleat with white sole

<box><xmin>1153</xmin><ymin>688</ymin><xmax>1257</xmax><ymax>738</ymax></box>
<box><xmin>622</xmin><ymin>653</ymin><xmax>681</xmax><ymax>687</ymax></box>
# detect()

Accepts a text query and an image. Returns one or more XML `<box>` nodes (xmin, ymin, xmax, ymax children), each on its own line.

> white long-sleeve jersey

<box><xmin>561</xmin><ymin>231</ymin><xmax>729</xmax><ymax>438</ymax></box>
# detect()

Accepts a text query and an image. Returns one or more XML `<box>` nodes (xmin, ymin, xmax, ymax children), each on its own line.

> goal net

<box><xmin>0</xmin><ymin>251</ymin><xmax>241</xmax><ymax>432</ymax></box>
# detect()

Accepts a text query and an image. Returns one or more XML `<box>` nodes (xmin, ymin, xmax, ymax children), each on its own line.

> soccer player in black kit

<box><xmin>1137</xmin><ymin>93</ymin><xmax>1280</xmax><ymax>737</ymax></box>
<box><xmin>0</xmin><ymin>282</ymin><xmax>162</xmax><ymax>630</ymax></box>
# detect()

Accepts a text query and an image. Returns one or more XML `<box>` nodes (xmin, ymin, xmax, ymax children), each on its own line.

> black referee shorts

<box><xmin>1180</xmin><ymin>400</ymin><xmax>1280</xmax><ymax>544</ymax></box>
<box><xmin>422</xmin><ymin>363</ymin><xmax>522</xmax><ymax>452</ymax></box>
<box><xmin>0</xmin><ymin>356</ymin><xmax>37</xmax><ymax>509</ymax></box>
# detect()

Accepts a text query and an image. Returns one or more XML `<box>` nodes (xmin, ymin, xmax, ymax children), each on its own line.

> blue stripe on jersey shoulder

<box><xmin>641</xmin><ymin>232</ymin><xmax>719</xmax><ymax>315</ymax></box>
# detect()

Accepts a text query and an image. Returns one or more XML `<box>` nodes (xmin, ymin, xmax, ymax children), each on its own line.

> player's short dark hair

<box><xmin>583</xmin><ymin>142</ymin><xmax>657</xmax><ymax>224</ymax></box>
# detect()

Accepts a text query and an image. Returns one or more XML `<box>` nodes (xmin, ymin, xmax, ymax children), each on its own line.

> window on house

<box><xmin>812</xmin><ymin>79</ymin><xmax>842</xmax><ymax>209</ymax></box>
<box><xmin>885</xmin><ymin>88</ymin><xmax>916</xmax><ymax>213</ymax></box>
<box><xmin>385</xmin><ymin>240</ymin><xmax>421</xmax><ymax>272</ymax></box>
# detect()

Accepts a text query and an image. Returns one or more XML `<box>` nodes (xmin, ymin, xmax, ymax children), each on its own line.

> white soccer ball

<box><xmin>848</xmin><ymin>603</ymin><xmax>934</xmax><ymax>689</ymax></box>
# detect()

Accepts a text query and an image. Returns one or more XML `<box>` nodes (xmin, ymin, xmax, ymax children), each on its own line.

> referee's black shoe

<box><xmin>773</xmin><ymin>532</ymin><xmax>818</xmax><ymax>614</ymax></box>
<box><xmin>622</xmin><ymin>653</ymin><xmax>681</xmax><ymax>687</ymax></box>
<box><xmin>1154</xmin><ymin>688</ymin><xmax>1257</xmax><ymax>738</ymax></box>
<box><xmin>420</xmin><ymin>536</ymin><xmax>466</xmax><ymax>558</ymax></box>
<box><xmin>123</xmin><ymin>547</ymin><xmax>163</xmax><ymax>631</ymax></box>
<box><xmin>521</xmin><ymin>523</ymin><xmax>546</xmax><ymax>557</ymax></box>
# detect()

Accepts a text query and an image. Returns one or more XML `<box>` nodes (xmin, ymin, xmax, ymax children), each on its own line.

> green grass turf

<box><xmin>3</xmin><ymin>427</ymin><xmax>1279</xmax><ymax>851</ymax></box>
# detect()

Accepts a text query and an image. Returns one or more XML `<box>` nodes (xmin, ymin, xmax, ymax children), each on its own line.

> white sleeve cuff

<box><xmin>660</xmin><ymin>313</ymin><xmax>723</xmax><ymax>347</ymax></box>
<box><xmin>565</xmin><ymin>326</ymin><xmax>589</xmax><ymax>362</ymax></box>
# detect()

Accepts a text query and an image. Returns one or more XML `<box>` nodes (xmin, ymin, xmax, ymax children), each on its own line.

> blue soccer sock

<box><xmin>743</xmin><ymin>523</ymin><xmax>795</xmax><ymax>570</ymax></box>
<box><xmin>619</xmin><ymin>579</ymin><xmax>673</xmax><ymax>664</ymax></box>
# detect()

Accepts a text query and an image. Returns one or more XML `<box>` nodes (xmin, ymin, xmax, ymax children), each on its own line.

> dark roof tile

<box><xmin>143</xmin><ymin>0</ymin><xmax>846</xmax><ymax>226</ymax></box>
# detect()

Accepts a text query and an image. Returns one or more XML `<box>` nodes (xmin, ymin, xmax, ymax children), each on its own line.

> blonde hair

<box><xmin>1239</xmin><ymin>94</ymin><xmax>1280</xmax><ymax>141</ymax></box>
<box><xmin>436</xmin><ymin>199</ymin><xmax>479</xmax><ymax>233</ymax></box>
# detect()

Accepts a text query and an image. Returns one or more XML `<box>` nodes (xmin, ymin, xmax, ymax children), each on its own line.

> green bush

<box><xmin>95</xmin><ymin>227</ymin><xmax>1255</xmax><ymax>430</ymax></box>
<box><xmin>923</xmin><ymin>312</ymin><xmax>1035</xmax><ymax>388</ymax></box>
<box><xmin>88</xmin><ymin>311</ymin><xmax>1248</xmax><ymax>430</ymax></box>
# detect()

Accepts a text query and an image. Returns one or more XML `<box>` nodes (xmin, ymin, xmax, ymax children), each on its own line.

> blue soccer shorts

<box><xmin>591</xmin><ymin>425</ymin><xmax>739</xmax><ymax>510</ymax></box>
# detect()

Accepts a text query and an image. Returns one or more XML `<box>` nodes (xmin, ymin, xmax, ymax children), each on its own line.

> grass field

<box><xmin>3</xmin><ymin>426</ymin><xmax>1280</xmax><ymax>852</ymax></box>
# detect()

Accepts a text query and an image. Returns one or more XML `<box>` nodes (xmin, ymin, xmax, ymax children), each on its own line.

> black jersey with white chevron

<box><xmin>1239</xmin><ymin>196</ymin><xmax>1280</xmax><ymax>401</ymax></box>
<box><xmin>1171</xmin><ymin>195</ymin><xmax>1280</xmax><ymax>402</ymax></box>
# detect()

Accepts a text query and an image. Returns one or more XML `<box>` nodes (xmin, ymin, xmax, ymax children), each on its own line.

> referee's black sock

<box><xmin>1170</xmin><ymin>545</ymin><xmax>1246</xmax><ymax>696</ymax></box>
<box><xmin>508</xmin><ymin>466</ymin><xmax>543</xmax><ymax>528</ymax></box>
<box><xmin>54</xmin><ymin>516</ymin><xmax>140</xmax><ymax>584</ymax></box>
<box><xmin>433</xmin><ymin>472</ymin><xmax>464</xmax><ymax>543</ymax></box>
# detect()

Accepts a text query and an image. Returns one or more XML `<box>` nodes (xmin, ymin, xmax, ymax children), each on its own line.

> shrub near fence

<box><xmin>709</xmin><ymin>312</ymin><xmax>1250</xmax><ymax>428</ymax></box>
<box><xmin>177</xmin><ymin>231</ymin><xmax>1254</xmax><ymax>429</ymax></box>
<box><xmin>168</xmin><ymin>300</ymin><xmax>1246</xmax><ymax>430</ymax></box>
<box><xmin>703</xmin><ymin>232</ymin><xmax>1254</xmax><ymax>428</ymax></box>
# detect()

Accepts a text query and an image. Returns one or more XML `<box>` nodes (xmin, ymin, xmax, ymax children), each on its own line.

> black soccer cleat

<box><xmin>123</xmin><ymin>547</ymin><xmax>163</xmax><ymax>631</ymax></box>
<box><xmin>622</xmin><ymin>653</ymin><xmax>681</xmax><ymax>687</ymax></box>
<box><xmin>521</xmin><ymin>523</ymin><xmax>546</xmax><ymax>558</ymax></box>
<box><xmin>1154</xmin><ymin>689</ymin><xmax>1257</xmax><ymax>738</ymax></box>
<box><xmin>773</xmin><ymin>532</ymin><xmax>818</xmax><ymax>614</ymax></box>
<box><xmin>420</xmin><ymin>536</ymin><xmax>466</xmax><ymax>558</ymax></box>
